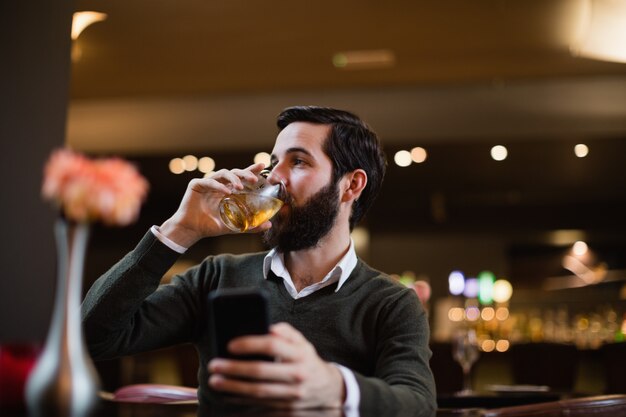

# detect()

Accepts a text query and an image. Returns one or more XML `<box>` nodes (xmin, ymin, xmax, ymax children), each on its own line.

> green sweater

<box><xmin>82</xmin><ymin>232</ymin><xmax>436</xmax><ymax>416</ymax></box>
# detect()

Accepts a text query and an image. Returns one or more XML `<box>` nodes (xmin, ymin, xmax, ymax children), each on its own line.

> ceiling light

<box><xmin>574</xmin><ymin>144</ymin><xmax>589</xmax><ymax>158</ymax></box>
<box><xmin>410</xmin><ymin>147</ymin><xmax>428</xmax><ymax>163</ymax></box>
<box><xmin>182</xmin><ymin>155</ymin><xmax>198</xmax><ymax>171</ymax></box>
<box><xmin>490</xmin><ymin>145</ymin><xmax>508</xmax><ymax>161</ymax></box>
<box><xmin>332</xmin><ymin>49</ymin><xmax>396</xmax><ymax>70</ymax></box>
<box><xmin>71</xmin><ymin>11</ymin><xmax>107</xmax><ymax>40</ymax></box>
<box><xmin>169</xmin><ymin>158</ymin><xmax>185</xmax><ymax>174</ymax></box>
<box><xmin>571</xmin><ymin>0</ymin><xmax>626</xmax><ymax>63</ymax></box>
<box><xmin>394</xmin><ymin>150</ymin><xmax>412</xmax><ymax>167</ymax></box>
<box><xmin>253</xmin><ymin>152</ymin><xmax>271</xmax><ymax>167</ymax></box>
<box><xmin>198</xmin><ymin>157</ymin><xmax>215</xmax><ymax>173</ymax></box>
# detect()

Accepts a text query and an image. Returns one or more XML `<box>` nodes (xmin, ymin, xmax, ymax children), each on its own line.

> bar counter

<box><xmin>4</xmin><ymin>394</ymin><xmax>626</xmax><ymax>417</ymax></box>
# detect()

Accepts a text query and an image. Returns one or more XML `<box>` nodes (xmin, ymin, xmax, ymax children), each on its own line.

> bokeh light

<box><xmin>169</xmin><ymin>158</ymin><xmax>185</xmax><ymax>174</ymax></box>
<box><xmin>465</xmin><ymin>306</ymin><xmax>481</xmax><ymax>321</ymax></box>
<box><xmin>481</xmin><ymin>307</ymin><xmax>496</xmax><ymax>321</ymax></box>
<box><xmin>495</xmin><ymin>307</ymin><xmax>510</xmax><ymax>321</ymax></box>
<box><xmin>478</xmin><ymin>271</ymin><xmax>495</xmax><ymax>304</ymax></box>
<box><xmin>490</xmin><ymin>145</ymin><xmax>508</xmax><ymax>161</ymax></box>
<box><xmin>198</xmin><ymin>156</ymin><xmax>215</xmax><ymax>173</ymax></box>
<box><xmin>394</xmin><ymin>150</ymin><xmax>412</xmax><ymax>167</ymax></box>
<box><xmin>183</xmin><ymin>155</ymin><xmax>198</xmax><ymax>171</ymax></box>
<box><xmin>448</xmin><ymin>308</ymin><xmax>465</xmax><ymax>322</ymax></box>
<box><xmin>574</xmin><ymin>144</ymin><xmax>589</xmax><ymax>158</ymax></box>
<box><xmin>482</xmin><ymin>339</ymin><xmax>496</xmax><ymax>352</ymax></box>
<box><xmin>448</xmin><ymin>270</ymin><xmax>465</xmax><ymax>295</ymax></box>
<box><xmin>493</xmin><ymin>279</ymin><xmax>513</xmax><ymax>303</ymax></box>
<box><xmin>254</xmin><ymin>152</ymin><xmax>271</xmax><ymax>167</ymax></box>
<box><xmin>351</xmin><ymin>227</ymin><xmax>370</xmax><ymax>255</ymax></box>
<box><xmin>464</xmin><ymin>278</ymin><xmax>479</xmax><ymax>298</ymax></box>
<box><xmin>495</xmin><ymin>339</ymin><xmax>510</xmax><ymax>352</ymax></box>
<box><xmin>410</xmin><ymin>147</ymin><xmax>427</xmax><ymax>163</ymax></box>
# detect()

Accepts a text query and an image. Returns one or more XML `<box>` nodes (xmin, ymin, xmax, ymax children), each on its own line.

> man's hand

<box><xmin>208</xmin><ymin>323</ymin><xmax>346</xmax><ymax>409</ymax></box>
<box><xmin>159</xmin><ymin>163</ymin><xmax>270</xmax><ymax>247</ymax></box>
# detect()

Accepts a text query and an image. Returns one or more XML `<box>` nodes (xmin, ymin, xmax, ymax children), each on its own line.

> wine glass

<box><xmin>452</xmin><ymin>328</ymin><xmax>480</xmax><ymax>395</ymax></box>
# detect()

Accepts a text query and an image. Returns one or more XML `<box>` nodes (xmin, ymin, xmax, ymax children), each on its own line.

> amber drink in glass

<box><xmin>219</xmin><ymin>170</ymin><xmax>285</xmax><ymax>233</ymax></box>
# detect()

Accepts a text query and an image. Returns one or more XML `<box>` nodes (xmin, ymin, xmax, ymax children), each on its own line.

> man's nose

<box><xmin>265</xmin><ymin>165</ymin><xmax>286</xmax><ymax>186</ymax></box>
<box><xmin>266</xmin><ymin>171</ymin><xmax>286</xmax><ymax>187</ymax></box>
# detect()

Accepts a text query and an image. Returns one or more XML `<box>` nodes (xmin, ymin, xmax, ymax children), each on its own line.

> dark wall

<box><xmin>0</xmin><ymin>1</ymin><xmax>74</xmax><ymax>341</ymax></box>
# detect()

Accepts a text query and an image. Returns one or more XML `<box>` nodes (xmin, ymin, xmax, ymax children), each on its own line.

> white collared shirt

<box><xmin>262</xmin><ymin>239</ymin><xmax>358</xmax><ymax>298</ymax></box>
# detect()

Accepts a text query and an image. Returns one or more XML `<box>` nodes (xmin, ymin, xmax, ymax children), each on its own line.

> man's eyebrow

<box><xmin>286</xmin><ymin>147</ymin><xmax>313</xmax><ymax>157</ymax></box>
<box><xmin>271</xmin><ymin>147</ymin><xmax>313</xmax><ymax>162</ymax></box>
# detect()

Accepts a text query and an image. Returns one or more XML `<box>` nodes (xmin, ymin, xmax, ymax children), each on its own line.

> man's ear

<box><xmin>341</xmin><ymin>169</ymin><xmax>367</xmax><ymax>203</ymax></box>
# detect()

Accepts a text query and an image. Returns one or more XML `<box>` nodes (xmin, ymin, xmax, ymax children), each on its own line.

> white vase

<box><xmin>26</xmin><ymin>219</ymin><xmax>100</xmax><ymax>417</ymax></box>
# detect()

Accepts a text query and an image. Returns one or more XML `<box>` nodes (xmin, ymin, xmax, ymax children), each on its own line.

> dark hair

<box><xmin>276</xmin><ymin>106</ymin><xmax>387</xmax><ymax>230</ymax></box>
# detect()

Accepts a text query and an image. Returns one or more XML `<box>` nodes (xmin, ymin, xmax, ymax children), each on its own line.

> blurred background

<box><xmin>2</xmin><ymin>0</ymin><xmax>626</xmax><ymax>401</ymax></box>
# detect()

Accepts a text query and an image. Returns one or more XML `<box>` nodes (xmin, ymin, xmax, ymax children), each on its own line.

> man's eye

<box><xmin>293</xmin><ymin>158</ymin><xmax>305</xmax><ymax>165</ymax></box>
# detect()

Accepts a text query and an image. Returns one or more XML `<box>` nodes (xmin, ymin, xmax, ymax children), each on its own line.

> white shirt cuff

<box><xmin>150</xmin><ymin>225</ymin><xmax>188</xmax><ymax>254</ymax></box>
<box><xmin>333</xmin><ymin>363</ymin><xmax>360</xmax><ymax>413</ymax></box>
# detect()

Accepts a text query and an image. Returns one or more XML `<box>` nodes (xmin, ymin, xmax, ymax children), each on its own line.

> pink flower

<box><xmin>42</xmin><ymin>149</ymin><xmax>149</xmax><ymax>226</ymax></box>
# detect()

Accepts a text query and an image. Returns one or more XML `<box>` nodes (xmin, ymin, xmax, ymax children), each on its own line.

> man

<box><xmin>82</xmin><ymin>106</ymin><xmax>436</xmax><ymax>416</ymax></box>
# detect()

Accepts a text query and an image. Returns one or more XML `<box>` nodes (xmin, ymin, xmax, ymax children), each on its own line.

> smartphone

<box><xmin>207</xmin><ymin>287</ymin><xmax>271</xmax><ymax>361</ymax></box>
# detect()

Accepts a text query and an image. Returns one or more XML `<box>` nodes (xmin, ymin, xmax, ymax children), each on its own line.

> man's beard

<box><xmin>262</xmin><ymin>179</ymin><xmax>340</xmax><ymax>252</ymax></box>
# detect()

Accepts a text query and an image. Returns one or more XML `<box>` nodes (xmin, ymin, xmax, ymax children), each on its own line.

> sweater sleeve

<box><xmin>81</xmin><ymin>231</ymin><xmax>202</xmax><ymax>360</ymax></box>
<box><xmin>355</xmin><ymin>289</ymin><xmax>437</xmax><ymax>417</ymax></box>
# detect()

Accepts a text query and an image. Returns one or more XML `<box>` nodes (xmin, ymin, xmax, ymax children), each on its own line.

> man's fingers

<box><xmin>241</xmin><ymin>324</ymin><xmax>315</xmax><ymax>364</ymax></box>
<box><xmin>208</xmin><ymin>163</ymin><xmax>265</xmax><ymax>191</ymax></box>
<box><xmin>270</xmin><ymin>322</ymin><xmax>310</xmax><ymax>345</ymax></box>
<box><xmin>209</xmin><ymin>373</ymin><xmax>304</xmax><ymax>400</ymax></box>
<box><xmin>245</xmin><ymin>162</ymin><xmax>266</xmax><ymax>173</ymax></box>
<box><xmin>207</xmin><ymin>323</ymin><xmax>336</xmax><ymax>407</ymax></box>
<box><xmin>209</xmin><ymin>358</ymin><xmax>302</xmax><ymax>383</ymax></box>
<box><xmin>227</xmin><ymin>333</ymin><xmax>304</xmax><ymax>364</ymax></box>
<box><xmin>188</xmin><ymin>177</ymin><xmax>232</xmax><ymax>195</ymax></box>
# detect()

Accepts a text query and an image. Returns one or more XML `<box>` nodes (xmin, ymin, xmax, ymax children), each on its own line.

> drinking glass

<box><xmin>219</xmin><ymin>170</ymin><xmax>286</xmax><ymax>233</ymax></box>
<box><xmin>452</xmin><ymin>328</ymin><xmax>480</xmax><ymax>395</ymax></box>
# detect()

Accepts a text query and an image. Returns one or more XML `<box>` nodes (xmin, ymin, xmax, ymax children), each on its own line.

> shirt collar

<box><xmin>262</xmin><ymin>239</ymin><xmax>358</xmax><ymax>292</ymax></box>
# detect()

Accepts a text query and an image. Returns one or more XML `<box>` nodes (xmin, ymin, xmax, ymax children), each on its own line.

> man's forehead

<box><xmin>271</xmin><ymin>122</ymin><xmax>330</xmax><ymax>155</ymax></box>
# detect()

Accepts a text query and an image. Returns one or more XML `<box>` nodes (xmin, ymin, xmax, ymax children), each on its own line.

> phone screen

<box><xmin>207</xmin><ymin>288</ymin><xmax>271</xmax><ymax>361</ymax></box>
